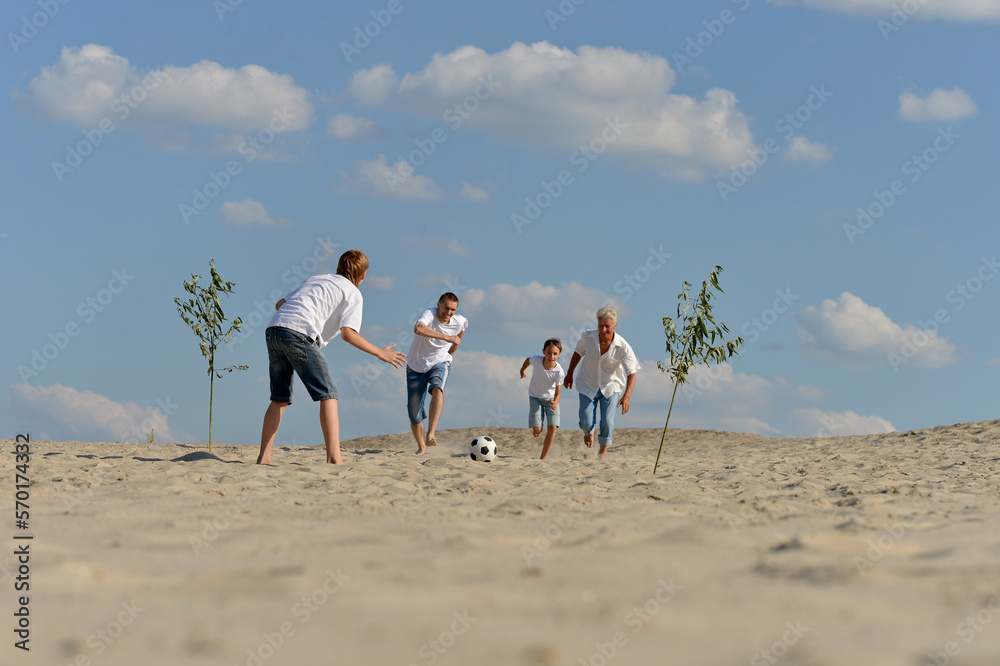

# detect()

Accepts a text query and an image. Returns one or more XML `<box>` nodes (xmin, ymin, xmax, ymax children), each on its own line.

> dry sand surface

<box><xmin>4</xmin><ymin>422</ymin><xmax>1000</xmax><ymax>665</ymax></box>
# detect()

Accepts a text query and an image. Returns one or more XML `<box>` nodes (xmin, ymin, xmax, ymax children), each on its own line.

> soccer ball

<box><xmin>469</xmin><ymin>435</ymin><xmax>497</xmax><ymax>462</ymax></box>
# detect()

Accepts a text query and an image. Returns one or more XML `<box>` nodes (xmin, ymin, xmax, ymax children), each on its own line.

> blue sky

<box><xmin>3</xmin><ymin>0</ymin><xmax>998</xmax><ymax>447</ymax></box>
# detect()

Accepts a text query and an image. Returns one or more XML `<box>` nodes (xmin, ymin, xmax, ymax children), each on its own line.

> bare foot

<box><xmin>584</xmin><ymin>436</ymin><xmax>593</xmax><ymax>449</ymax></box>
<box><xmin>415</xmin><ymin>446</ymin><xmax>426</xmax><ymax>454</ymax></box>
<box><xmin>256</xmin><ymin>458</ymin><xmax>271</xmax><ymax>465</ymax></box>
<box><xmin>426</xmin><ymin>438</ymin><xmax>437</xmax><ymax>447</ymax></box>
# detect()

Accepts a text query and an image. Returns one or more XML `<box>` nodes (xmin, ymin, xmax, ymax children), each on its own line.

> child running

<box><xmin>519</xmin><ymin>339</ymin><xmax>565</xmax><ymax>460</ymax></box>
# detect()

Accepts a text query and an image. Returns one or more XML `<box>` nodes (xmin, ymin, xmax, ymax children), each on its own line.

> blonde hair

<box><xmin>337</xmin><ymin>250</ymin><xmax>369</xmax><ymax>286</ymax></box>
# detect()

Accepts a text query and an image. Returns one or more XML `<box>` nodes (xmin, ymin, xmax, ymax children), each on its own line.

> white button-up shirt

<box><xmin>573</xmin><ymin>330</ymin><xmax>640</xmax><ymax>400</ymax></box>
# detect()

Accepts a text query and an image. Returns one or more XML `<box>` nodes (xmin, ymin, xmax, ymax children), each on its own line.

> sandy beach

<box><xmin>4</xmin><ymin>422</ymin><xmax>1000</xmax><ymax>665</ymax></box>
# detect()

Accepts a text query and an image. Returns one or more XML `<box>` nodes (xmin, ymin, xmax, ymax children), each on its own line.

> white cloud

<box><xmin>218</xmin><ymin>200</ymin><xmax>291</xmax><ymax>228</ymax></box>
<box><xmin>327</xmin><ymin>113</ymin><xmax>386</xmax><ymax>141</ymax></box>
<box><xmin>631</xmin><ymin>362</ymin><xmax>895</xmax><ymax>438</ymax></box>
<box><xmin>784</xmin><ymin>135</ymin><xmax>833</xmax><ymax>165</ymax></box>
<box><xmin>616</xmin><ymin>360</ymin><xmax>833</xmax><ymax>436</ymax></box>
<box><xmin>458</xmin><ymin>181</ymin><xmax>490</xmax><ymax>201</ymax></box>
<box><xmin>461</xmin><ymin>281</ymin><xmax>628</xmax><ymax>341</ymax></box>
<box><xmin>364</xmin><ymin>273</ymin><xmax>394</xmax><ymax>290</ymax></box>
<box><xmin>9</xmin><ymin>384</ymin><xmax>181</xmax><ymax>443</ymax></box>
<box><xmin>723</xmin><ymin>416</ymin><xmax>783</xmax><ymax>436</ymax></box>
<box><xmin>14</xmin><ymin>44</ymin><xmax>312</xmax><ymax>148</ymax></box>
<box><xmin>795</xmin><ymin>292</ymin><xmax>958</xmax><ymax>369</ymax></box>
<box><xmin>898</xmin><ymin>87</ymin><xmax>978</xmax><ymax>122</ymax></box>
<box><xmin>337</xmin><ymin>154</ymin><xmax>443</xmax><ymax>200</ymax></box>
<box><xmin>348</xmin><ymin>64</ymin><xmax>398</xmax><ymax>106</ymax></box>
<box><xmin>786</xmin><ymin>408</ymin><xmax>896</xmax><ymax>437</ymax></box>
<box><xmin>768</xmin><ymin>0</ymin><xmax>1000</xmax><ymax>20</ymax></box>
<box><xmin>347</xmin><ymin>41</ymin><xmax>757</xmax><ymax>180</ymax></box>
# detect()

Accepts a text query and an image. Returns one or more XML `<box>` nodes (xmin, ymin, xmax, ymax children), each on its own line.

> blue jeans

<box><xmin>528</xmin><ymin>396</ymin><xmax>560</xmax><ymax>429</ymax></box>
<box><xmin>266</xmin><ymin>326</ymin><xmax>338</xmax><ymax>404</ymax></box>
<box><xmin>578</xmin><ymin>390</ymin><xmax>621</xmax><ymax>447</ymax></box>
<box><xmin>406</xmin><ymin>362</ymin><xmax>450</xmax><ymax>424</ymax></box>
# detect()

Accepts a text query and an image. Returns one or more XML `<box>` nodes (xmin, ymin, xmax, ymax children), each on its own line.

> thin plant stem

<box><xmin>653</xmin><ymin>378</ymin><xmax>681</xmax><ymax>474</ymax></box>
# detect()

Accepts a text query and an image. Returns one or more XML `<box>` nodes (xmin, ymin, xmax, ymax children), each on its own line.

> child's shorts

<box><xmin>528</xmin><ymin>396</ymin><xmax>560</xmax><ymax>429</ymax></box>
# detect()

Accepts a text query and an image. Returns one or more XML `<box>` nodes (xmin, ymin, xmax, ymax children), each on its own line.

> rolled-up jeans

<box><xmin>578</xmin><ymin>389</ymin><xmax>621</xmax><ymax>447</ymax></box>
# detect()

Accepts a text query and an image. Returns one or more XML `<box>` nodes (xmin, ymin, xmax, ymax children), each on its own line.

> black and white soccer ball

<box><xmin>469</xmin><ymin>435</ymin><xmax>497</xmax><ymax>462</ymax></box>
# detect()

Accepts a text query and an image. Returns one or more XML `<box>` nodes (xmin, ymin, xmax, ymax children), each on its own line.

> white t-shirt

<box><xmin>407</xmin><ymin>308</ymin><xmax>469</xmax><ymax>373</ymax></box>
<box><xmin>268</xmin><ymin>274</ymin><xmax>363</xmax><ymax>349</ymax></box>
<box><xmin>527</xmin><ymin>356</ymin><xmax>565</xmax><ymax>401</ymax></box>
<box><xmin>572</xmin><ymin>329</ymin><xmax>640</xmax><ymax>400</ymax></box>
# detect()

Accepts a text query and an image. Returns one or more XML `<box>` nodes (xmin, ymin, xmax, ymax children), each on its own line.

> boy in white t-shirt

<box><xmin>256</xmin><ymin>250</ymin><xmax>406</xmax><ymax>465</ymax></box>
<box><xmin>519</xmin><ymin>338</ymin><xmax>564</xmax><ymax>460</ymax></box>
<box><xmin>406</xmin><ymin>292</ymin><xmax>468</xmax><ymax>453</ymax></box>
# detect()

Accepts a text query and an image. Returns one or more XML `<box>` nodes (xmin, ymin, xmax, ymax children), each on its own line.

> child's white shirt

<box><xmin>527</xmin><ymin>356</ymin><xmax>565</xmax><ymax>400</ymax></box>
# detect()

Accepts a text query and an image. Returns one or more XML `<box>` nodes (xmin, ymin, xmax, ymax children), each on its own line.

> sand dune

<box><xmin>5</xmin><ymin>421</ymin><xmax>1000</xmax><ymax>665</ymax></box>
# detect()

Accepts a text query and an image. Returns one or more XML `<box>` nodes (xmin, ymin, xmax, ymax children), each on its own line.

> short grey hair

<box><xmin>596</xmin><ymin>306</ymin><xmax>618</xmax><ymax>323</ymax></box>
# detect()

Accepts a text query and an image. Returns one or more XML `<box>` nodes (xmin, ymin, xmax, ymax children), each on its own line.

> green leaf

<box><xmin>655</xmin><ymin>265</ymin><xmax>743</xmax><ymax>474</ymax></box>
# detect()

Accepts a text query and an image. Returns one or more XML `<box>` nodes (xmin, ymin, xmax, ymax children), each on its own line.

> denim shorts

<box><xmin>266</xmin><ymin>326</ymin><xmax>338</xmax><ymax>404</ymax></box>
<box><xmin>528</xmin><ymin>396</ymin><xmax>560</xmax><ymax>429</ymax></box>
<box><xmin>406</xmin><ymin>362</ymin><xmax>449</xmax><ymax>424</ymax></box>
